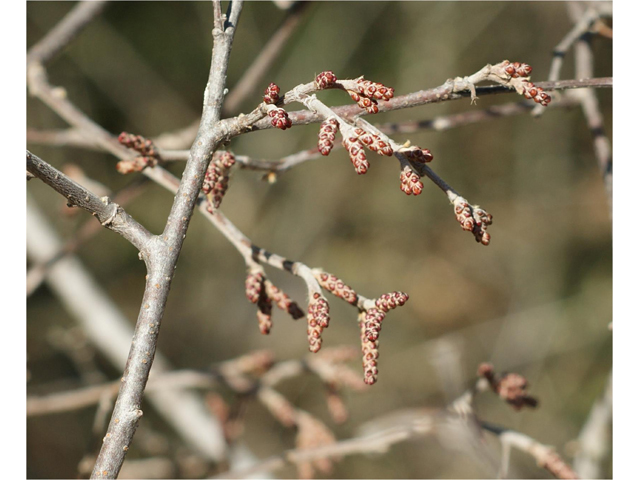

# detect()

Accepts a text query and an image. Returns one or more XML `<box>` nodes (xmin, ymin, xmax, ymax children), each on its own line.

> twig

<box><xmin>26</xmin><ymin>198</ymin><xmax>228</xmax><ymax>466</ymax></box>
<box><xmin>26</xmin><ymin>151</ymin><xmax>151</xmax><ymax>252</ymax></box>
<box><xmin>248</xmin><ymin>77</ymin><xmax>612</xmax><ymax>132</ymax></box>
<box><xmin>215</xmin><ymin>367</ymin><xmax>569</xmax><ymax>479</ymax></box>
<box><xmin>27</xmin><ymin>177</ymin><xmax>148</xmax><ymax>296</ymax></box>
<box><xmin>482</xmin><ymin>423</ymin><xmax>579</xmax><ymax>479</ymax></box>
<box><xmin>569</xmin><ymin>6</ymin><xmax>612</xmax><ymax>214</ymax></box>
<box><xmin>222</xmin><ymin>1</ymin><xmax>309</xmax><ymax>116</ymax></box>
<box><xmin>573</xmin><ymin>371</ymin><xmax>612</xmax><ymax>479</ymax></box>
<box><xmin>27</xmin><ymin>0</ymin><xmax>108</xmax><ymax>65</ymax></box>
<box><xmin>532</xmin><ymin>3</ymin><xmax>612</xmax><ymax>117</ymax></box>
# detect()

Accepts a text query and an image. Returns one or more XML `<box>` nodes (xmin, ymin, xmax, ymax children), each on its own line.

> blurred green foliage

<box><xmin>27</xmin><ymin>2</ymin><xmax>611</xmax><ymax>478</ymax></box>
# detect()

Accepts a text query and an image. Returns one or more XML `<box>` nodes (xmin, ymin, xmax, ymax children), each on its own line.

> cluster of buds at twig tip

<box><xmin>403</xmin><ymin>147</ymin><xmax>433</xmax><ymax>164</ymax></box>
<box><xmin>500</xmin><ymin>60</ymin><xmax>532</xmax><ymax>78</ymax></box>
<box><xmin>314</xmin><ymin>70</ymin><xmax>337</xmax><ymax>90</ymax></box>
<box><xmin>478</xmin><ymin>363</ymin><xmax>539</xmax><ymax>410</ymax></box>
<box><xmin>346</xmin><ymin>78</ymin><xmax>394</xmax><ymax>114</ymax></box>
<box><xmin>116</xmin><ymin>132</ymin><xmax>160</xmax><ymax>174</ymax></box>
<box><xmin>307</xmin><ymin>292</ymin><xmax>330</xmax><ymax>353</ymax></box>
<box><xmin>496</xmin><ymin>60</ymin><xmax>551</xmax><ymax>107</ymax></box>
<box><xmin>521</xmin><ymin>80</ymin><xmax>551</xmax><ymax>106</ymax></box>
<box><xmin>314</xmin><ymin>271</ymin><xmax>358</xmax><ymax>305</ymax></box>
<box><xmin>267</xmin><ymin>106</ymin><xmax>292</xmax><ymax>130</ymax></box>
<box><xmin>452</xmin><ymin>196</ymin><xmax>493</xmax><ymax>245</ymax></box>
<box><xmin>375</xmin><ymin>291</ymin><xmax>409</xmax><ymax>312</ymax></box>
<box><xmin>317</xmin><ymin>118</ymin><xmax>338</xmax><ymax>156</ymax></box>
<box><xmin>202</xmin><ymin>151</ymin><xmax>236</xmax><ymax>212</ymax></box>
<box><xmin>400</xmin><ymin>165</ymin><xmax>424</xmax><ymax>196</ymax></box>
<box><xmin>263</xmin><ymin>82</ymin><xmax>280</xmax><ymax>104</ymax></box>
<box><xmin>342</xmin><ymin>136</ymin><xmax>370</xmax><ymax>174</ymax></box>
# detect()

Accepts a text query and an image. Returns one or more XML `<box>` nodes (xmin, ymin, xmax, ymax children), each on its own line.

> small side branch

<box><xmin>27</xmin><ymin>0</ymin><xmax>108</xmax><ymax>65</ymax></box>
<box><xmin>26</xmin><ymin>151</ymin><xmax>152</xmax><ymax>252</ymax></box>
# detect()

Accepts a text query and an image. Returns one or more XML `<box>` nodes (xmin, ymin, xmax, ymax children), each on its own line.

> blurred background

<box><xmin>27</xmin><ymin>2</ymin><xmax>612</xmax><ymax>478</ymax></box>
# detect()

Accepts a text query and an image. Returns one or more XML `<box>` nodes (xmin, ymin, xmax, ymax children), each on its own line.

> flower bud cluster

<box><xmin>307</xmin><ymin>292</ymin><xmax>330</xmax><ymax>353</ymax></box>
<box><xmin>400</xmin><ymin>165</ymin><xmax>424</xmax><ymax>196</ymax></box>
<box><xmin>521</xmin><ymin>81</ymin><xmax>551</xmax><ymax>106</ymax></box>
<box><xmin>116</xmin><ymin>132</ymin><xmax>160</xmax><ymax>174</ymax></box>
<box><xmin>478</xmin><ymin>363</ymin><xmax>539</xmax><ymax>411</ymax></box>
<box><xmin>342</xmin><ymin>136</ymin><xmax>370</xmax><ymax>174</ymax></box>
<box><xmin>403</xmin><ymin>147</ymin><xmax>433</xmax><ymax>164</ymax></box>
<box><xmin>268</xmin><ymin>107</ymin><xmax>292</xmax><ymax>130</ymax></box>
<box><xmin>353</xmin><ymin>128</ymin><xmax>394</xmax><ymax>156</ymax></box>
<box><xmin>314</xmin><ymin>271</ymin><xmax>357</xmax><ymax>304</ymax></box>
<box><xmin>500</xmin><ymin>60</ymin><xmax>533</xmax><ymax>78</ymax></box>
<box><xmin>263</xmin><ymin>82</ymin><xmax>280</xmax><ymax>104</ymax></box>
<box><xmin>314</xmin><ymin>71</ymin><xmax>337</xmax><ymax>90</ymax></box>
<box><xmin>317</xmin><ymin>118</ymin><xmax>339</xmax><ymax>156</ymax></box>
<box><xmin>453</xmin><ymin>197</ymin><xmax>493</xmax><ymax>245</ymax></box>
<box><xmin>202</xmin><ymin>151</ymin><xmax>236</xmax><ymax>212</ymax></box>
<box><xmin>346</xmin><ymin>78</ymin><xmax>394</xmax><ymax>114</ymax></box>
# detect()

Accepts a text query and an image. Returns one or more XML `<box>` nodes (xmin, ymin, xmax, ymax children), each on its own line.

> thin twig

<box><xmin>27</xmin><ymin>178</ymin><xmax>148</xmax><ymax>297</ymax></box>
<box><xmin>27</xmin><ymin>0</ymin><xmax>108</xmax><ymax>65</ymax></box>
<box><xmin>26</xmin><ymin>151</ymin><xmax>152</xmax><ymax>252</ymax></box>
<box><xmin>573</xmin><ymin>372</ymin><xmax>612</xmax><ymax>478</ymax></box>
<box><xmin>223</xmin><ymin>1</ymin><xmax>309</xmax><ymax>116</ymax></box>
<box><xmin>248</xmin><ymin>77</ymin><xmax>612</xmax><ymax>132</ymax></box>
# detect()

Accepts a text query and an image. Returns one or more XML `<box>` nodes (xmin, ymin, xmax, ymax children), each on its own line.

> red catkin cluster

<box><xmin>202</xmin><ymin>151</ymin><xmax>236</xmax><ymax>212</ymax></box>
<box><xmin>400</xmin><ymin>165</ymin><xmax>424</xmax><ymax>196</ymax></box>
<box><xmin>360</xmin><ymin>316</ymin><xmax>380</xmax><ymax>385</ymax></box>
<box><xmin>245</xmin><ymin>272</ymin><xmax>304</xmax><ymax>334</ymax></box>
<box><xmin>342</xmin><ymin>136</ymin><xmax>370</xmax><ymax>174</ymax></box>
<box><xmin>363</xmin><ymin>308</ymin><xmax>385</xmax><ymax>342</ymax></box>
<box><xmin>500</xmin><ymin>60</ymin><xmax>533</xmax><ymax>78</ymax></box>
<box><xmin>453</xmin><ymin>198</ymin><xmax>493</xmax><ymax>245</ymax></box>
<box><xmin>478</xmin><ymin>363</ymin><xmax>539</xmax><ymax>411</ymax></box>
<box><xmin>268</xmin><ymin>108</ymin><xmax>292</xmax><ymax>130</ymax></box>
<box><xmin>347</xmin><ymin>78</ymin><xmax>394</xmax><ymax>114</ymax></box>
<box><xmin>353</xmin><ymin>128</ymin><xmax>394</xmax><ymax>156</ymax></box>
<box><xmin>315</xmin><ymin>71</ymin><xmax>337</xmax><ymax>90</ymax></box>
<box><xmin>375</xmin><ymin>291</ymin><xmax>409</xmax><ymax>312</ymax></box>
<box><xmin>317</xmin><ymin>118</ymin><xmax>339</xmax><ymax>156</ymax></box>
<box><xmin>263</xmin><ymin>82</ymin><xmax>280</xmax><ymax>104</ymax></box>
<box><xmin>307</xmin><ymin>293</ymin><xmax>330</xmax><ymax>353</ymax></box>
<box><xmin>315</xmin><ymin>272</ymin><xmax>357</xmax><ymax>304</ymax></box>
<box><xmin>245</xmin><ymin>270</ymin><xmax>264</xmax><ymax>304</ymax></box>
<box><xmin>521</xmin><ymin>81</ymin><xmax>551</xmax><ymax>106</ymax></box>
<box><xmin>244</xmin><ymin>270</ymin><xmax>272</xmax><ymax>334</ymax></box>
<box><xmin>116</xmin><ymin>132</ymin><xmax>160</xmax><ymax>174</ymax></box>
<box><xmin>265</xmin><ymin>280</ymin><xmax>305</xmax><ymax>319</ymax></box>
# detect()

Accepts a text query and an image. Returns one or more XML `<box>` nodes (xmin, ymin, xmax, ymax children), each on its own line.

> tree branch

<box><xmin>27</xmin><ymin>0</ymin><xmax>108</xmax><ymax>66</ymax></box>
<box><xmin>26</xmin><ymin>151</ymin><xmax>152</xmax><ymax>252</ymax></box>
